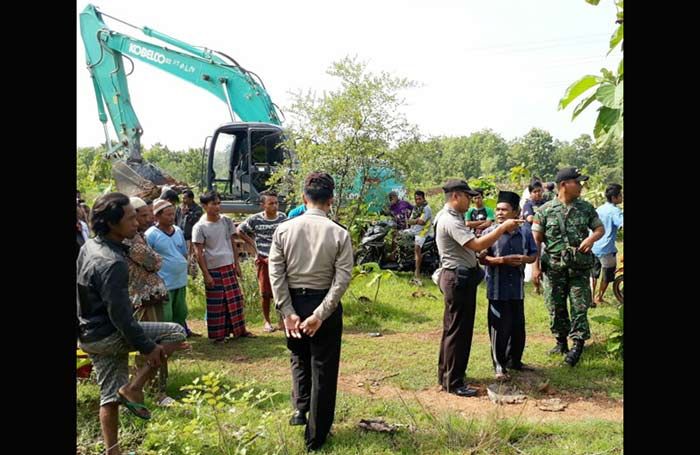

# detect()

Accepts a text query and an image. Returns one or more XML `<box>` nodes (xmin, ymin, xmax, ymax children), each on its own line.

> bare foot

<box><xmin>118</xmin><ymin>385</ymin><xmax>145</xmax><ymax>405</ymax></box>
<box><xmin>495</xmin><ymin>372</ymin><xmax>511</xmax><ymax>381</ymax></box>
<box><xmin>161</xmin><ymin>341</ymin><xmax>190</xmax><ymax>357</ymax></box>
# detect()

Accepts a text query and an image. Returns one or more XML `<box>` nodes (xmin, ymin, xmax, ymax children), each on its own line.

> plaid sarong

<box><xmin>206</xmin><ymin>263</ymin><xmax>246</xmax><ymax>339</ymax></box>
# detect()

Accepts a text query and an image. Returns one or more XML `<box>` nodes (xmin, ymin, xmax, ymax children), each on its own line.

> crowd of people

<box><xmin>378</xmin><ymin>168</ymin><xmax>623</xmax><ymax>387</ymax></box>
<box><xmin>76</xmin><ymin>166</ymin><xmax>622</xmax><ymax>453</ymax></box>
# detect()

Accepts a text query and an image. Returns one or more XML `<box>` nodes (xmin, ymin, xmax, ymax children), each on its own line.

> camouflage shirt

<box><xmin>531</xmin><ymin>198</ymin><xmax>603</xmax><ymax>255</ymax></box>
<box><xmin>542</xmin><ymin>190</ymin><xmax>556</xmax><ymax>202</ymax></box>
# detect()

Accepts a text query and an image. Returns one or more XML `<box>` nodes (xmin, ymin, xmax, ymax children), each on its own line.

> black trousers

<box><xmin>287</xmin><ymin>294</ymin><xmax>343</xmax><ymax>450</ymax></box>
<box><xmin>438</xmin><ymin>269</ymin><xmax>478</xmax><ymax>391</ymax></box>
<box><xmin>487</xmin><ymin>299</ymin><xmax>526</xmax><ymax>373</ymax></box>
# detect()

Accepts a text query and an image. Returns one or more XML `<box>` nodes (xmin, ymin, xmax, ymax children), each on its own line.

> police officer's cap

<box><xmin>555</xmin><ymin>167</ymin><xmax>590</xmax><ymax>184</ymax></box>
<box><xmin>442</xmin><ymin>179</ymin><xmax>479</xmax><ymax>196</ymax></box>
<box><xmin>497</xmin><ymin>191</ymin><xmax>520</xmax><ymax>210</ymax></box>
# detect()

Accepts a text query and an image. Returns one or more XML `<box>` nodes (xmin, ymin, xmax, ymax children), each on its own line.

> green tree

<box><xmin>273</xmin><ymin>56</ymin><xmax>418</xmax><ymax>222</ymax></box>
<box><xmin>142</xmin><ymin>143</ymin><xmax>205</xmax><ymax>188</ymax></box>
<box><xmin>559</xmin><ymin>0</ymin><xmax>623</xmax><ymax>146</ymax></box>
<box><xmin>474</xmin><ymin>129</ymin><xmax>509</xmax><ymax>177</ymax></box>
<box><xmin>77</xmin><ymin>145</ymin><xmax>116</xmax><ymax>202</ymax></box>
<box><xmin>556</xmin><ymin>134</ymin><xmax>595</xmax><ymax>171</ymax></box>
<box><xmin>508</xmin><ymin>128</ymin><xmax>558</xmax><ymax>180</ymax></box>
<box><xmin>591</xmin><ymin>137</ymin><xmax>623</xmax><ymax>183</ymax></box>
<box><xmin>395</xmin><ymin>135</ymin><xmax>445</xmax><ymax>188</ymax></box>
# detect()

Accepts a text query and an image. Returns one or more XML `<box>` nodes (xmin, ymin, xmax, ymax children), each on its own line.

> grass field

<box><xmin>77</xmin><ymin>246</ymin><xmax>623</xmax><ymax>455</ymax></box>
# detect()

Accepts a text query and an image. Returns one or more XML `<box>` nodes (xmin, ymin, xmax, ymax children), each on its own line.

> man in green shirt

<box><xmin>465</xmin><ymin>189</ymin><xmax>494</xmax><ymax>237</ymax></box>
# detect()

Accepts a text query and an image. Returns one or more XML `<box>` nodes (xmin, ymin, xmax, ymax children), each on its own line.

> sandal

<box><xmin>157</xmin><ymin>396</ymin><xmax>177</xmax><ymax>407</ymax></box>
<box><xmin>117</xmin><ymin>392</ymin><xmax>151</xmax><ymax>420</ymax></box>
<box><xmin>240</xmin><ymin>331</ymin><xmax>257</xmax><ymax>338</ymax></box>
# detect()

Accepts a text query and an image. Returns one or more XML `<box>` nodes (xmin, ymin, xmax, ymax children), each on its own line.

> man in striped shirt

<box><xmin>238</xmin><ymin>191</ymin><xmax>288</xmax><ymax>332</ymax></box>
<box><xmin>479</xmin><ymin>191</ymin><xmax>538</xmax><ymax>381</ymax></box>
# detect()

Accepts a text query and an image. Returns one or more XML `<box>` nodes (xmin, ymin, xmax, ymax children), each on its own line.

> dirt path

<box><xmin>337</xmin><ymin>373</ymin><xmax>622</xmax><ymax>423</ymax></box>
<box><xmin>185</xmin><ymin>321</ymin><xmax>623</xmax><ymax>422</ymax></box>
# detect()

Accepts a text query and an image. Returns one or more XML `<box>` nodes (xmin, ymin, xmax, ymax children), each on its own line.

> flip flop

<box><xmin>240</xmin><ymin>331</ymin><xmax>257</xmax><ymax>338</ymax></box>
<box><xmin>117</xmin><ymin>392</ymin><xmax>151</xmax><ymax>420</ymax></box>
<box><xmin>157</xmin><ymin>396</ymin><xmax>177</xmax><ymax>407</ymax></box>
<box><xmin>263</xmin><ymin>325</ymin><xmax>276</xmax><ymax>333</ymax></box>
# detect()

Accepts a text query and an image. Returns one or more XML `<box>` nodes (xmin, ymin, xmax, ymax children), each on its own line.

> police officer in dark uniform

<box><xmin>433</xmin><ymin>180</ymin><xmax>522</xmax><ymax>396</ymax></box>
<box><xmin>268</xmin><ymin>172</ymin><xmax>354</xmax><ymax>451</ymax></box>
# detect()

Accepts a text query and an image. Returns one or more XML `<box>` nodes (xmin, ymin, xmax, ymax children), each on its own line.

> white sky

<box><xmin>76</xmin><ymin>0</ymin><xmax>619</xmax><ymax>151</ymax></box>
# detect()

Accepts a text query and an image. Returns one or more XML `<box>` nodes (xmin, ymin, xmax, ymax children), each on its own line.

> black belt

<box><xmin>289</xmin><ymin>288</ymin><xmax>329</xmax><ymax>296</ymax></box>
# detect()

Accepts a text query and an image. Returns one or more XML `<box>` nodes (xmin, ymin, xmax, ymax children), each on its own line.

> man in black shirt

<box><xmin>178</xmin><ymin>190</ymin><xmax>204</xmax><ymax>244</ymax></box>
<box><xmin>77</xmin><ymin>192</ymin><xmax>189</xmax><ymax>455</ymax></box>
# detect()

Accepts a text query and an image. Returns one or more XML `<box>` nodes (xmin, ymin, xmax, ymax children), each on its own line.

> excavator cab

<box><xmin>206</xmin><ymin>122</ymin><xmax>290</xmax><ymax>213</ymax></box>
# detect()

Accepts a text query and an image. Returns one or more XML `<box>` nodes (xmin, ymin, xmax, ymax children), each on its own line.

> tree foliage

<box><xmin>559</xmin><ymin>0</ymin><xmax>623</xmax><ymax>146</ymax></box>
<box><xmin>271</xmin><ymin>56</ymin><xmax>418</xmax><ymax>222</ymax></box>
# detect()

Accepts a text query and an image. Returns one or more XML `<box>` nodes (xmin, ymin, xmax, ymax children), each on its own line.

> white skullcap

<box><xmin>129</xmin><ymin>197</ymin><xmax>147</xmax><ymax>210</ymax></box>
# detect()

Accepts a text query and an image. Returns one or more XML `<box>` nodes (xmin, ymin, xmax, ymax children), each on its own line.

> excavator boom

<box><xmin>79</xmin><ymin>4</ymin><xmax>283</xmax><ymax>201</ymax></box>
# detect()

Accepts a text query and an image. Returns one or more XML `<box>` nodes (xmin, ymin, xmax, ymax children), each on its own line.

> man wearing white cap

<box><xmin>123</xmin><ymin>197</ymin><xmax>173</xmax><ymax>406</ymax></box>
<box><xmin>145</xmin><ymin>199</ymin><xmax>189</xmax><ymax>330</ymax></box>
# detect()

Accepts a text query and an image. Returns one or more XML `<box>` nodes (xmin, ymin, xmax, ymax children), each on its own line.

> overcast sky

<box><xmin>76</xmin><ymin>0</ymin><xmax>619</xmax><ymax>151</ymax></box>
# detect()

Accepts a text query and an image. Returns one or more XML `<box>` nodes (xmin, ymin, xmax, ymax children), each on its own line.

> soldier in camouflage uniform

<box><xmin>531</xmin><ymin>167</ymin><xmax>605</xmax><ymax>366</ymax></box>
<box><xmin>541</xmin><ymin>182</ymin><xmax>556</xmax><ymax>202</ymax></box>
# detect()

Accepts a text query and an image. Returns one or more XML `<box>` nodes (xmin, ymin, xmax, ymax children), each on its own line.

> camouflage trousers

<box><xmin>543</xmin><ymin>267</ymin><xmax>592</xmax><ymax>341</ymax></box>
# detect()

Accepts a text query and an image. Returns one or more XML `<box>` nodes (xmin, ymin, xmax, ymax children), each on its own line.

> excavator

<box><xmin>79</xmin><ymin>4</ymin><xmax>291</xmax><ymax>213</ymax></box>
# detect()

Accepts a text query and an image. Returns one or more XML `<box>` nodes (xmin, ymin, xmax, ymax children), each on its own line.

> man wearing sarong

<box><xmin>192</xmin><ymin>191</ymin><xmax>255</xmax><ymax>342</ymax></box>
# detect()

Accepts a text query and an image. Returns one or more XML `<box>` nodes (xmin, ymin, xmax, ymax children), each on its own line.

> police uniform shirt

<box><xmin>434</xmin><ymin>204</ymin><xmax>477</xmax><ymax>269</ymax></box>
<box><xmin>268</xmin><ymin>208</ymin><xmax>354</xmax><ymax>321</ymax></box>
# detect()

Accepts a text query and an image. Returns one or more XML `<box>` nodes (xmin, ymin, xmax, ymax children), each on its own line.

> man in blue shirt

<box><xmin>591</xmin><ymin>184</ymin><xmax>623</xmax><ymax>306</ymax></box>
<box><xmin>480</xmin><ymin>191</ymin><xmax>538</xmax><ymax>380</ymax></box>
<box><xmin>522</xmin><ymin>181</ymin><xmax>546</xmax><ymax>225</ymax></box>
<box><xmin>287</xmin><ymin>203</ymin><xmax>307</xmax><ymax>219</ymax></box>
<box><xmin>145</xmin><ymin>199</ymin><xmax>189</xmax><ymax>329</ymax></box>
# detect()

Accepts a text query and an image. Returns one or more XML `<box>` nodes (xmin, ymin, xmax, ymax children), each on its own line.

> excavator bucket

<box><xmin>112</xmin><ymin>159</ymin><xmax>189</xmax><ymax>201</ymax></box>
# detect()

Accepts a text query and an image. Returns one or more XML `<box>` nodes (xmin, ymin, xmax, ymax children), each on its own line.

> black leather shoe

<box><xmin>507</xmin><ymin>361</ymin><xmax>535</xmax><ymax>372</ymax></box>
<box><xmin>450</xmin><ymin>386</ymin><xmax>478</xmax><ymax>397</ymax></box>
<box><xmin>290</xmin><ymin>409</ymin><xmax>307</xmax><ymax>426</ymax></box>
<box><xmin>564</xmin><ymin>340</ymin><xmax>585</xmax><ymax>367</ymax></box>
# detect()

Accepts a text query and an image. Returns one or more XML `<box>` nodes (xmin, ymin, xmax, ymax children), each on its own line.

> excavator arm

<box><xmin>79</xmin><ymin>4</ymin><xmax>282</xmax><ymax>194</ymax></box>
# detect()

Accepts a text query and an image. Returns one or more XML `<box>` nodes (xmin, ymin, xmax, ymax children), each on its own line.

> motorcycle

<box><xmin>355</xmin><ymin>219</ymin><xmax>440</xmax><ymax>274</ymax></box>
<box><xmin>613</xmin><ymin>256</ymin><xmax>623</xmax><ymax>305</ymax></box>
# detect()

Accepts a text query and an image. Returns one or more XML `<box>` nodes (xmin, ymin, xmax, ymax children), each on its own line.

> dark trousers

<box><xmin>438</xmin><ymin>269</ymin><xmax>478</xmax><ymax>391</ymax></box>
<box><xmin>287</xmin><ymin>294</ymin><xmax>343</xmax><ymax>450</ymax></box>
<box><xmin>487</xmin><ymin>299</ymin><xmax>526</xmax><ymax>373</ymax></box>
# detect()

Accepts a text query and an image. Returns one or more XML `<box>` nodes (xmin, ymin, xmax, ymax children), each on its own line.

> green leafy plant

<box><xmin>143</xmin><ymin>372</ymin><xmax>281</xmax><ymax>455</ymax></box>
<box><xmin>352</xmin><ymin>262</ymin><xmax>397</xmax><ymax>304</ymax></box>
<box><xmin>559</xmin><ymin>0</ymin><xmax>623</xmax><ymax>146</ymax></box>
<box><xmin>591</xmin><ymin>304</ymin><xmax>623</xmax><ymax>358</ymax></box>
